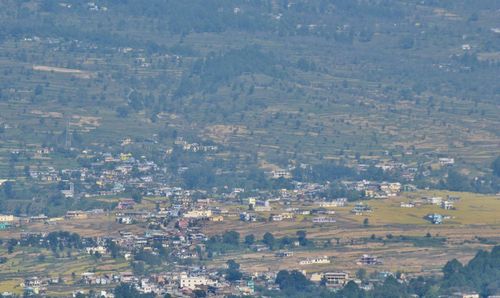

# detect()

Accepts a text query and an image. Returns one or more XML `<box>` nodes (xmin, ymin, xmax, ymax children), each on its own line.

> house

<box><xmin>120</xmin><ymin>272</ymin><xmax>135</xmax><ymax>283</ymax></box>
<box><xmin>270</xmin><ymin>214</ymin><xmax>283</xmax><ymax>221</ymax></box>
<box><xmin>439</xmin><ymin>158</ymin><xmax>455</xmax><ymax>166</ymax></box>
<box><xmin>240</xmin><ymin>212</ymin><xmax>257</xmax><ymax>222</ymax></box>
<box><xmin>441</xmin><ymin>201</ymin><xmax>454</xmax><ymax>210</ymax></box>
<box><xmin>65</xmin><ymin>211</ymin><xmax>88</xmax><ymax>220</ymax></box>
<box><xmin>317</xmin><ymin>201</ymin><xmax>334</xmax><ymax>208</ymax></box>
<box><xmin>358</xmin><ymin>254</ymin><xmax>380</xmax><ymax>265</ymax></box>
<box><xmin>30</xmin><ymin>214</ymin><xmax>48</xmax><ymax>222</ymax></box>
<box><xmin>351</xmin><ymin>203</ymin><xmax>372</xmax><ymax>215</ymax></box>
<box><xmin>312</xmin><ymin>217</ymin><xmax>336</xmax><ymax>223</ymax></box>
<box><xmin>61</xmin><ymin>182</ymin><xmax>75</xmax><ymax>198</ymax></box>
<box><xmin>452</xmin><ymin>294</ymin><xmax>480</xmax><ymax>298</ymax></box>
<box><xmin>400</xmin><ymin>202</ymin><xmax>415</xmax><ymax>208</ymax></box>
<box><xmin>183</xmin><ymin>210</ymin><xmax>212</xmax><ymax>219</ymax></box>
<box><xmin>425</xmin><ymin>197</ymin><xmax>443</xmax><ymax>205</ymax></box>
<box><xmin>86</xmin><ymin>246</ymin><xmax>107</xmax><ymax>255</ymax></box>
<box><xmin>23</xmin><ymin>277</ymin><xmax>42</xmax><ymax>288</ymax></box>
<box><xmin>116</xmin><ymin>216</ymin><xmax>133</xmax><ymax>224</ymax></box>
<box><xmin>427</xmin><ymin>213</ymin><xmax>443</xmax><ymax>224</ymax></box>
<box><xmin>179</xmin><ymin>273</ymin><xmax>217</xmax><ymax>290</ymax></box>
<box><xmin>0</xmin><ymin>215</ymin><xmax>15</xmax><ymax>222</ymax></box>
<box><xmin>299</xmin><ymin>256</ymin><xmax>330</xmax><ymax>265</ymax></box>
<box><xmin>380</xmin><ymin>182</ymin><xmax>401</xmax><ymax>195</ymax></box>
<box><xmin>117</xmin><ymin>199</ymin><xmax>136</xmax><ymax>210</ymax></box>
<box><xmin>208</xmin><ymin>215</ymin><xmax>224</xmax><ymax>222</ymax></box>
<box><xmin>272</xmin><ymin>170</ymin><xmax>292</xmax><ymax>179</ymax></box>
<box><xmin>323</xmin><ymin>272</ymin><xmax>349</xmax><ymax>286</ymax></box>
<box><xmin>276</xmin><ymin>251</ymin><xmax>294</xmax><ymax>257</ymax></box>
<box><xmin>317</xmin><ymin>199</ymin><xmax>346</xmax><ymax>208</ymax></box>
<box><xmin>295</xmin><ymin>209</ymin><xmax>311</xmax><ymax>215</ymax></box>
<box><xmin>242</xmin><ymin>197</ymin><xmax>257</xmax><ymax>207</ymax></box>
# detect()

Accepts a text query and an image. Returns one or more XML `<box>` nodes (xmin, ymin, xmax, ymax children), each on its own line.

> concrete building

<box><xmin>323</xmin><ymin>272</ymin><xmax>349</xmax><ymax>286</ymax></box>
<box><xmin>179</xmin><ymin>273</ymin><xmax>216</xmax><ymax>290</ymax></box>
<box><xmin>183</xmin><ymin>210</ymin><xmax>212</xmax><ymax>219</ymax></box>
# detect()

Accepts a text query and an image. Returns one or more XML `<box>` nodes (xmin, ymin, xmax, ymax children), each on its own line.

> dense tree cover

<box><xmin>114</xmin><ymin>283</ymin><xmax>155</xmax><ymax>298</ymax></box>
<box><xmin>0</xmin><ymin>180</ymin><xmax>115</xmax><ymax>216</ymax></box>
<box><xmin>175</xmin><ymin>45</ymin><xmax>283</xmax><ymax>97</ymax></box>
<box><xmin>443</xmin><ymin>170</ymin><xmax>472</xmax><ymax>192</ymax></box>
<box><xmin>205</xmin><ymin>230</ymin><xmax>242</xmax><ymax>256</ymax></box>
<box><xmin>276</xmin><ymin>270</ymin><xmax>313</xmax><ymax>292</ymax></box>
<box><xmin>441</xmin><ymin>246</ymin><xmax>500</xmax><ymax>296</ymax></box>
<box><xmin>105</xmin><ymin>0</ymin><xmax>274</xmax><ymax>34</ymax></box>
<box><xmin>3</xmin><ymin>231</ymin><xmax>89</xmax><ymax>256</ymax></box>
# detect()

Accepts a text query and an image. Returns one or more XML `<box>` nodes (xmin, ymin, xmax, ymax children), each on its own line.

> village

<box><xmin>1</xmin><ymin>130</ymin><xmax>498</xmax><ymax>298</ymax></box>
<box><xmin>0</xmin><ymin>147</ymin><xmax>496</xmax><ymax>298</ymax></box>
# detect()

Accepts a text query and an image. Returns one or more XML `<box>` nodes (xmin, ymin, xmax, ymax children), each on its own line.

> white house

<box><xmin>299</xmin><ymin>256</ymin><xmax>330</xmax><ymax>265</ymax></box>
<box><xmin>179</xmin><ymin>273</ymin><xmax>217</xmax><ymax>290</ymax></box>
<box><xmin>183</xmin><ymin>210</ymin><xmax>212</xmax><ymax>219</ymax></box>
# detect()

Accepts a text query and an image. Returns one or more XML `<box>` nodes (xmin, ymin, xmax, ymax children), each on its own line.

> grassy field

<box><xmin>351</xmin><ymin>190</ymin><xmax>500</xmax><ymax>226</ymax></box>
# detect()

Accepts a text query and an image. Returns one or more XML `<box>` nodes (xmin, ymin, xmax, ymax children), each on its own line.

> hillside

<box><xmin>0</xmin><ymin>0</ymin><xmax>499</xmax><ymax>191</ymax></box>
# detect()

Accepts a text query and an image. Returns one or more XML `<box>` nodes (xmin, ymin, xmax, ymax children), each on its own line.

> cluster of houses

<box><xmin>400</xmin><ymin>195</ymin><xmax>460</xmax><ymax>212</ymax></box>
<box><xmin>174</xmin><ymin>137</ymin><xmax>218</xmax><ymax>153</ymax></box>
<box><xmin>343</xmin><ymin>180</ymin><xmax>402</xmax><ymax>198</ymax></box>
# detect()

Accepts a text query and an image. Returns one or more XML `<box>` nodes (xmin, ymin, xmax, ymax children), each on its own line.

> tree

<box><xmin>193</xmin><ymin>290</ymin><xmax>206</xmax><ymax>298</ymax></box>
<box><xmin>263</xmin><ymin>232</ymin><xmax>275</xmax><ymax>250</ymax></box>
<box><xmin>132</xmin><ymin>191</ymin><xmax>143</xmax><ymax>204</ymax></box>
<box><xmin>244</xmin><ymin>234</ymin><xmax>255</xmax><ymax>246</ymax></box>
<box><xmin>7</xmin><ymin>239</ymin><xmax>16</xmax><ymax>254</ymax></box>
<box><xmin>2</xmin><ymin>181</ymin><xmax>15</xmax><ymax>199</ymax></box>
<box><xmin>336</xmin><ymin>280</ymin><xmax>365</xmax><ymax>298</ymax></box>
<box><xmin>442</xmin><ymin>258</ymin><xmax>464</xmax><ymax>278</ymax></box>
<box><xmin>356</xmin><ymin>268</ymin><xmax>367</xmax><ymax>281</ymax></box>
<box><xmin>492</xmin><ymin>156</ymin><xmax>500</xmax><ymax>177</ymax></box>
<box><xmin>107</xmin><ymin>240</ymin><xmax>119</xmax><ymax>259</ymax></box>
<box><xmin>222</xmin><ymin>230</ymin><xmax>240</xmax><ymax>246</ymax></box>
<box><xmin>446</xmin><ymin>170</ymin><xmax>471</xmax><ymax>192</ymax></box>
<box><xmin>275</xmin><ymin>270</ymin><xmax>312</xmax><ymax>291</ymax></box>
<box><xmin>225</xmin><ymin>260</ymin><xmax>243</xmax><ymax>282</ymax></box>
<box><xmin>114</xmin><ymin>283</ymin><xmax>154</xmax><ymax>298</ymax></box>
<box><xmin>34</xmin><ymin>85</ymin><xmax>43</xmax><ymax>96</ymax></box>
<box><xmin>363</xmin><ymin>218</ymin><xmax>369</xmax><ymax>226</ymax></box>
<box><xmin>132</xmin><ymin>261</ymin><xmax>145</xmax><ymax>276</ymax></box>
<box><xmin>373</xmin><ymin>276</ymin><xmax>408</xmax><ymax>298</ymax></box>
<box><xmin>296</xmin><ymin>230</ymin><xmax>308</xmax><ymax>246</ymax></box>
<box><xmin>116</xmin><ymin>106</ymin><xmax>130</xmax><ymax>118</ymax></box>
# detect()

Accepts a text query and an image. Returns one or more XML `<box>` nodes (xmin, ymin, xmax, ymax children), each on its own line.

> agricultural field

<box><xmin>0</xmin><ymin>246</ymin><xmax>128</xmax><ymax>296</ymax></box>
<box><xmin>203</xmin><ymin>191</ymin><xmax>500</xmax><ymax>276</ymax></box>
